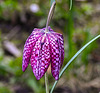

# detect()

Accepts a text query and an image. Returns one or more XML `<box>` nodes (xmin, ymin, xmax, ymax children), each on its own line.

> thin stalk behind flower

<box><xmin>45</xmin><ymin>1</ymin><xmax>56</xmax><ymax>32</ymax></box>
<box><xmin>45</xmin><ymin>73</ymin><xmax>49</xmax><ymax>93</ymax></box>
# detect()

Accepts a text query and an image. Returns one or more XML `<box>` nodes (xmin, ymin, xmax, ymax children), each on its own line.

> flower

<box><xmin>22</xmin><ymin>26</ymin><xmax>64</xmax><ymax>80</ymax></box>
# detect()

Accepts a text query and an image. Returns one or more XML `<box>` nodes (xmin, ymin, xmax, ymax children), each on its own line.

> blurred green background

<box><xmin>0</xmin><ymin>0</ymin><xmax>100</xmax><ymax>93</ymax></box>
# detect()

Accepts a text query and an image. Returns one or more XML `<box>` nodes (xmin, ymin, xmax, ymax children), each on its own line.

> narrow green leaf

<box><xmin>69</xmin><ymin>0</ymin><xmax>72</xmax><ymax>10</ymax></box>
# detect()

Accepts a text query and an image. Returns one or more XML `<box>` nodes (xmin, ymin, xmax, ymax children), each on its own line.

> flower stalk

<box><xmin>45</xmin><ymin>1</ymin><xmax>56</xmax><ymax>32</ymax></box>
<box><xmin>45</xmin><ymin>73</ymin><xmax>49</xmax><ymax>93</ymax></box>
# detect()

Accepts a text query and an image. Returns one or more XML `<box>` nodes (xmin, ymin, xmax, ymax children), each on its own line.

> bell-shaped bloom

<box><xmin>22</xmin><ymin>27</ymin><xmax>64</xmax><ymax>80</ymax></box>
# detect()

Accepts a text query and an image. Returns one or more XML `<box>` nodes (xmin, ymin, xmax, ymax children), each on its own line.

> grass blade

<box><xmin>69</xmin><ymin>0</ymin><xmax>72</xmax><ymax>10</ymax></box>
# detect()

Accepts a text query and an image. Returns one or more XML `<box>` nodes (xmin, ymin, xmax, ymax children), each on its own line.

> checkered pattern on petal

<box><xmin>39</xmin><ymin>35</ymin><xmax>51</xmax><ymax>78</ymax></box>
<box><xmin>52</xmin><ymin>32</ymin><xmax>64</xmax><ymax>68</ymax></box>
<box><xmin>22</xmin><ymin>30</ymin><xmax>43</xmax><ymax>72</ymax></box>
<box><xmin>22</xmin><ymin>26</ymin><xmax>64</xmax><ymax>81</ymax></box>
<box><xmin>48</xmin><ymin>34</ymin><xmax>60</xmax><ymax>80</ymax></box>
<box><xmin>31</xmin><ymin>34</ymin><xmax>50</xmax><ymax>80</ymax></box>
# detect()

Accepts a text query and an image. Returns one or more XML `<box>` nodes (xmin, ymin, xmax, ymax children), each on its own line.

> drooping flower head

<box><xmin>22</xmin><ymin>26</ymin><xmax>64</xmax><ymax>80</ymax></box>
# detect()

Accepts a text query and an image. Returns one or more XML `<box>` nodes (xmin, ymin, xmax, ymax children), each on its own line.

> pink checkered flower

<box><xmin>22</xmin><ymin>26</ymin><xmax>64</xmax><ymax>80</ymax></box>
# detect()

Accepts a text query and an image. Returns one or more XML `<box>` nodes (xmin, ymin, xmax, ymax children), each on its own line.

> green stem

<box><xmin>45</xmin><ymin>1</ymin><xmax>56</xmax><ymax>32</ymax></box>
<box><xmin>45</xmin><ymin>73</ymin><xmax>49</xmax><ymax>93</ymax></box>
<box><xmin>50</xmin><ymin>35</ymin><xmax>100</xmax><ymax>93</ymax></box>
<box><xmin>69</xmin><ymin>0</ymin><xmax>72</xmax><ymax>10</ymax></box>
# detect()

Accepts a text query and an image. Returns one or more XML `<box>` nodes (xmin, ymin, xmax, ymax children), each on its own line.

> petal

<box><xmin>32</xmin><ymin>28</ymin><xmax>42</xmax><ymax>33</ymax></box>
<box><xmin>22</xmin><ymin>30</ymin><xmax>43</xmax><ymax>72</ymax></box>
<box><xmin>48</xmin><ymin>26</ymin><xmax>54</xmax><ymax>32</ymax></box>
<box><xmin>52</xmin><ymin>33</ymin><xmax>64</xmax><ymax>68</ymax></box>
<box><xmin>48</xmin><ymin>34</ymin><xmax>60</xmax><ymax>80</ymax></box>
<box><xmin>31</xmin><ymin>34</ymin><xmax>50</xmax><ymax>80</ymax></box>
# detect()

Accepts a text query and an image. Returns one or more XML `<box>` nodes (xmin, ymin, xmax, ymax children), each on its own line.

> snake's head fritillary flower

<box><xmin>22</xmin><ymin>26</ymin><xmax>64</xmax><ymax>80</ymax></box>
